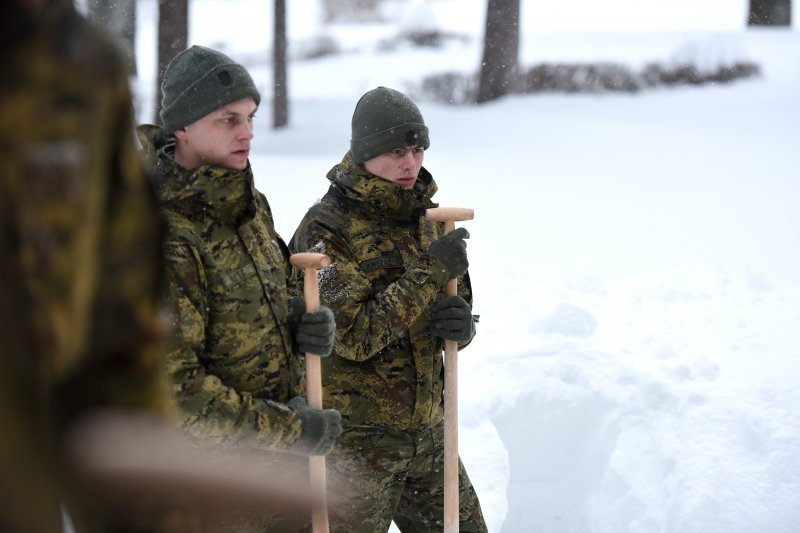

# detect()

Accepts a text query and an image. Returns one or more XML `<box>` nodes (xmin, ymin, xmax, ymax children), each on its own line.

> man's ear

<box><xmin>173</xmin><ymin>128</ymin><xmax>188</xmax><ymax>142</ymax></box>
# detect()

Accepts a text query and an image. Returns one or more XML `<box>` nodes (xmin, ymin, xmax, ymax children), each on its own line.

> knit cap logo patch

<box><xmin>217</xmin><ymin>70</ymin><xmax>233</xmax><ymax>86</ymax></box>
<box><xmin>405</xmin><ymin>130</ymin><xmax>419</xmax><ymax>145</ymax></box>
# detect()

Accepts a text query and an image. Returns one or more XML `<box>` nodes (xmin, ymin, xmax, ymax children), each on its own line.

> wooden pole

<box><xmin>289</xmin><ymin>252</ymin><xmax>332</xmax><ymax>533</ymax></box>
<box><xmin>424</xmin><ymin>207</ymin><xmax>474</xmax><ymax>533</ymax></box>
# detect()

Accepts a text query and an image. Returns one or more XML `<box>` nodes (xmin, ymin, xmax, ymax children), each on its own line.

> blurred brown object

<box><xmin>68</xmin><ymin>411</ymin><xmax>324</xmax><ymax>532</ymax></box>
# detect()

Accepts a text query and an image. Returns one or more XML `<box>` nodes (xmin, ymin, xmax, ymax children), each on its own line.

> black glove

<box><xmin>290</xmin><ymin>297</ymin><xmax>336</xmax><ymax>356</ymax></box>
<box><xmin>430</xmin><ymin>295</ymin><xmax>475</xmax><ymax>343</ymax></box>
<box><xmin>427</xmin><ymin>227</ymin><xmax>469</xmax><ymax>279</ymax></box>
<box><xmin>288</xmin><ymin>396</ymin><xmax>342</xmax><ymax>456</ymax></box>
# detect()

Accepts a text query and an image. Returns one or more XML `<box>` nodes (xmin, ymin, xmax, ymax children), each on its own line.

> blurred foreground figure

<box><xmin>0</xmin><ymin>0</ymin><xmax>169</xmax><ymax>530</ymax></box>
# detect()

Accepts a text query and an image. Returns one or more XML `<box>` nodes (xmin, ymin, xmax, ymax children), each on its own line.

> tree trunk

<box><xmin>157</xmin><ymin>0</ymin><xmax>189</xmax><ymax>125</ymax></box>
<box><xmin>477</xmin><ymin>0</ymin><xmax>521</xmax><ymax>104</ymax></box>
<box><xmin>748</xmin><ymin>0</ymin><xmax>792</xmax><ymax>25</ymax></box>
<box><xmin>273</xmin><ymin>0</ymin><xmax>288</xmax><ymax>129</ymax></box>
<box><xmin>87</xmin><ymin>0</ymin><xmax>137</xmax><ymax>74</ymax></box>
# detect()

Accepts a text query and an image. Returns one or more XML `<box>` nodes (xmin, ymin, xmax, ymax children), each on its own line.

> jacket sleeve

<box><xmin>294</xmin><ymin>221</ymin><xmax>451</xmax><ymax>363</ymax></box>
<box><xmin>162</xmin><ymin>238</ymin><xmax>304</xmax><ymax>452</ymax></box>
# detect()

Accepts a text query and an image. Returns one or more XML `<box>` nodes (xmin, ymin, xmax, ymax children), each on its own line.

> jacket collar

<box><xmin>137</xmin><ymin>124</ymin><xmax>256</xmax><ymax>223</ymax></box>
<box><xmin>326</xmin><ymin>151</ymin><xmax>438</xmax><ymax>224</ymax></box>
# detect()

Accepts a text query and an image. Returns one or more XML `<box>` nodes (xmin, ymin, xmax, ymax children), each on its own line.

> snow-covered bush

<box><xmin>416</xmin><ymin>58</ymin><xmax>760</xmax><ymax>104</ymax></box>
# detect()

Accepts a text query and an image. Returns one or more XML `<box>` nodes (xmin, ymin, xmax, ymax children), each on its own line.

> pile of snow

<box><xmin>464</xmin><ymin>266</ymin><xmax>800</xmax><ymax>532</ymax></box>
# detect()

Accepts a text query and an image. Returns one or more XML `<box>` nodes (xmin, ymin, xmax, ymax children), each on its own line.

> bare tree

<box><xmin>273</xmin><ymin>0</ymin><xmax>288</xmax><ymax>129</ymax></box>
<box><xmin>477</xmin><ymin>0</ymin><xmax>521</xmax><ymax>103</ymax></box>
<box><xmin>748</xmin><ymin>0</ymin><xmax>792</xmax><ymax>25</ymax></box>
<box><xmin>157</xmin><ymin>0</ymin><xmax>189</xmax><ymax>122</ymax></box>
<box><xmin>87</xmin><ymin>0</ymin><xmax>137</xmax><ymax>74</ymax></box>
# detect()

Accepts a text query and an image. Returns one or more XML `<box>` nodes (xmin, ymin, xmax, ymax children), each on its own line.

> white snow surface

<box><xmin>134</xmin><ymin>1</ymin><xmax>800</xmax><ymax>531</ymax></box>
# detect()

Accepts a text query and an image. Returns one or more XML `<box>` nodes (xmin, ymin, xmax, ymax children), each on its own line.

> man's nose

<box><xmin>238</xmin><ymin>121</ymin><xmax>254</xmax><ymax>140</ymax></box>
<box><xmin>401</xmin><ymin>150</ymin><xmax>415</xmax><ymax>167</ymax></box>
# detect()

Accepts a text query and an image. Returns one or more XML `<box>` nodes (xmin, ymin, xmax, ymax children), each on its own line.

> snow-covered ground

<box><xmin>134</xmin><ymin>1</ymin><xmax>800</xmax><ymax>531</ymax></box>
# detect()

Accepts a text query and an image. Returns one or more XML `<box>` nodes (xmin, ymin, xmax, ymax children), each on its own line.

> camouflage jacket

<box><xmin>137</xmin><ymin>126</ymin><xmax>305</xmax><ymax>451</ymax></box>
<box><xmin>0</xmin><ymin>2</ymin><xmax>167</xmax><ymax>530</ymax></box>
<box><xmin>290</xmin><ymin>152</ymin><xmax>473</xmax><ymax>430</ymax></box>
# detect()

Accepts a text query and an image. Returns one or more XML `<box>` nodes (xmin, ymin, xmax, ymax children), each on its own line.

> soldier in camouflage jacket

<box><xmin>137</xmin><ymin>46</ymin><xmax>341</xmax><ymax>530</ymax></box>
<box><xmin>138</xmin><ymin>124</ymin><xmax>307</xmax><ymax>449</ymax></box>
<box><xmin>290</xmin><ymin>87</ymin><xmax>487</xmax><ymax>532</ymax></box>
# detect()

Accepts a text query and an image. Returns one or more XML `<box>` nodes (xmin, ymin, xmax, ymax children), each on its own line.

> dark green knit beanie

<box><xmin>350</xmin><ymin>87</ymin><xmax>430</xmax><ymax>164</ymax></box>
<box><xmin>160</xmin><ymin>45</ymin><xmax>261</xmax><ymax>133</ymax></box>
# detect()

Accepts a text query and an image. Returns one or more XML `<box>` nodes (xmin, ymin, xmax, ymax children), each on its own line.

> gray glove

<box><xmin>288</xmin><ymin>396</ymin><xmax>342</xmax><ymax>456</ymax></box>
<box><xmin>430</xmin><ymin>295</ymin><xmax>475</xmax><ymax>343</ymax></box>
<box><xmin>290</xmin><ymin>297</ymin><xmax>336</xmax><ymax>356</ymax></box>
<box><xmin>427</xmin><ymin>228</ymin><xmax>469</xmax><ymax>279</ymax></box>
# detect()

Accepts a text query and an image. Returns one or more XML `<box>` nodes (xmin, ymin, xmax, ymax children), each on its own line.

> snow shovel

<box><xmin>290</xmin><ymin>252</ymin><xmax>333</xmax><ymax>533</ymax></box>
<box><xmin>425</xmin><ymin>207</ymin><xmax>475</xmax><ymax>533</ymax></box>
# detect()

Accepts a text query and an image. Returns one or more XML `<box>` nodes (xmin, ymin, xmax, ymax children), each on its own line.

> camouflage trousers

<box><xmin>324</xmin><ymin>423</ymin><xmax>487</xmax><ymax>533</ymax></box>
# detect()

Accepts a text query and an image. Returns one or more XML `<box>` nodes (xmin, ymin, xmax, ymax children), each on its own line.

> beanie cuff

<box><xmin>351</xmin><ymin>123</ymin><xmax>430</xmax><ymax>164</ymax></box>
<box><xmin>161</xmin><ymin>63</ymin><xmax>261</xmax><ymax>133</ymax></box>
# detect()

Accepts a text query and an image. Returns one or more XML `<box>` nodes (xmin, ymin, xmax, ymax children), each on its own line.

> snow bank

<box><xmin>465</xmin><ymin>267</ymin><xmax>800</xmax><ymax>532</ymax></box>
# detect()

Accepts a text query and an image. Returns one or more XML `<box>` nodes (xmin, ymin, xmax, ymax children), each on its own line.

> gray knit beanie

<box><xmin>160</xmin><ymin>45</ymin><xmax>261</xmax><ymax>133</ymax></box>
<box><xmin>350</xmin><ymin>87</ymin><xmax>430</xmax><ymax>164</ymax></box>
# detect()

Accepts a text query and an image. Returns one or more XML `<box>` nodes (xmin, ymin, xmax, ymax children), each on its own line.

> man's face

<box><xmin>174</xmin><ymin>98</ymin><xmax>257</xmax><ymax>171</ymax></box>
<box><xmin>363</xmin><ymin>145</ymin><xmax>425</xmax><ymax>189</ymax></box>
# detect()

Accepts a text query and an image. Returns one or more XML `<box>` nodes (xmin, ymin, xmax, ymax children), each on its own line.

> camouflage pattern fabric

<box><xmin>290</xmin><ymin>152</ymin><xmax>486</xmax><ymax>531</ymax></box>
<box><xmin>0</xmin><ymin>196</ymin><xmax>62</xmax><ymax>533</ymax></box>
<box><xmin>137</xmin><ymin>125</ymin><xmax>306</xmax><ymax>452</ymax></box>
<box><xmin>325</xmin><ymin>424</ymin><xmax>487</xmax><ymax>532</ymax></box>
<box><xmin>0</xmin><ymin>1</ymin><xmax>169</xmax><ymax>531</ymax></box>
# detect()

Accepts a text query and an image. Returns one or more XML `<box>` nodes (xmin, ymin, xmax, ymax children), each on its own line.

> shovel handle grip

<box><xmin>425</xmin><ymin>207</ymin><xmax>474</xmax><ymax>223</ymax></box>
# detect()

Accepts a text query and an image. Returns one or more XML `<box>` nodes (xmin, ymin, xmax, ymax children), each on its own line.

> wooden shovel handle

<box><xmin>289</xmin><ymin>252</ymin><xmax>331</xmax><ymax>533</ymax></box>
<box><xmin>424</xmin><ymin>208</ymin><xmax>474</xmax><ymax>533</ymax></box>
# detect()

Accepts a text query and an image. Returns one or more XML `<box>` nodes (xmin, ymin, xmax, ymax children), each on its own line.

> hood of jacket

<box><xmin>136</xmin><ymin>123</ymin><xmax>256</xmax><ymax>223</ymax></box>
<box><xmin>325</xmin><ymin>151</ymin><xmax>439</xmax><ymax>225</ymax></box>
